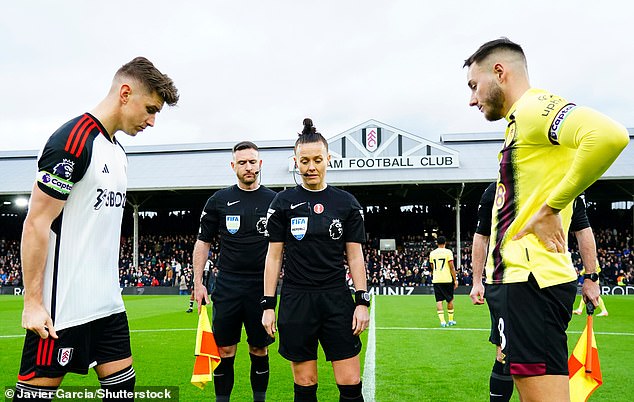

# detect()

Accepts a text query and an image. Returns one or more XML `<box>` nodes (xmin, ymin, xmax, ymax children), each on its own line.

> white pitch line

<box><xmin>362</xmin><ymin>298</ymin><xmax>376</xmax><ymax>402</ymax></box>
<box><xmin>375</xmin><ymin>327</ymin><xmax>634</xmax><ymax>336</ymax></box>
<box><xmin>0</xmin><ymin>328</ymin><xmax>196</xmax><ymax>339</ymax></box>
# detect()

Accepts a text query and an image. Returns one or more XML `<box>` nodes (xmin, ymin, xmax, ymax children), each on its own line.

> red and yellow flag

<box><xmin>191</xmin><ymin>305</ymin><xmax>221</xmax><ymax>389</ymax></box>
<box><xmin>568</xmin><ymin>315</ymin><xmax>602</xmax><ymax>402</ymax></box>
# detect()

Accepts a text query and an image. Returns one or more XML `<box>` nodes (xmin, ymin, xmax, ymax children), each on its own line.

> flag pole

<box><xmin>585</xmin><ymin>301</ymin><xmax>595</xmax><ymax>374</ymax></box>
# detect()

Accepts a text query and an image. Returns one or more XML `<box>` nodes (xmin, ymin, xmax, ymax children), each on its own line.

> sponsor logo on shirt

<box><xmin>226</xmin><ymin>215</ymin><xmax>240</xmax><ymax>234</ymax></box>
<box><xmin>290</xmin><ymin>202</ymin><xmax>306</xmax><ymax>210</ymax></box>
<box><xmin>94</xmin><ymin>188</ymin><xmax>126</xmax><ymax>210</ymax></box>
<box><xmin>291</xmin><ymin>217</ymin><xmax>308</xmax><ymax>240</ymax></box>
<box><xmin>313</xmin><ymin>203</ymin><xmax>324</xmax><ymax>214</ymax></box>
<box><xmin>227</xmin><ymin>200</ymin><xmax>240</xmax><ymax>206</ymax></box>
<box><xmin>38</xmin><ymin>171</ymin><xmax>73</xmax><ymax>195</ymax></box>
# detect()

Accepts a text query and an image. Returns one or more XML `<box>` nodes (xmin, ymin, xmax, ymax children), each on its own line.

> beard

<box><xmin>484</xmin><ymin>83</ymin><xmax>506</xmax><ymax>121</ymax></box>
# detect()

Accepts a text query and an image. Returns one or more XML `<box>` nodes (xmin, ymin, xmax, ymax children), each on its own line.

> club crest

<box><xmin>58</xmin><ymin>347</ymin><xmax>73</xmax><ymax>366</ymax></box>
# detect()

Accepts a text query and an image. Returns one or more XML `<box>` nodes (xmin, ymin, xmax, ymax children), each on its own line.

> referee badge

<box><xmin>291</xmin><ymin>217</ymin><xmax>308</xmax><ymax>240</ymax></box>
<box><xmin>58</xmin><ymin>347</ymin><xmax>73</xmax><ymax>366</ymax></box>
<box><xmin>226</xmin><ymin>215</ymin><xmax>240</xmax><ymax>234</ymax></box>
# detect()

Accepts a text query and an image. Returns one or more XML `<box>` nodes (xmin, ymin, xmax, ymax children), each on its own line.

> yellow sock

<box><xmin>577</xmin><ymin>298</ymin><xmax>584</xmax><ymax>311</ymax></box>
<box><xmin>448</xmin><ymin>310</ymin><xmax>454</xmax><ymax>322</ymax></box>
<box><xmin>598</xmin><ymin>297</ymin><xmax>607</xmax><ymax>312</ymax></box>
<box><xmin>437</xmin><ymin>311</ymin><xmax>446</xmax><ymax>324</ymax></box>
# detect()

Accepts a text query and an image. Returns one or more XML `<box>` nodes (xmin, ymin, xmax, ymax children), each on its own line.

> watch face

<box><xmin>362</xmin><ymin>292</ymin><xmax>371</xmax><ymax>301</ymax></box>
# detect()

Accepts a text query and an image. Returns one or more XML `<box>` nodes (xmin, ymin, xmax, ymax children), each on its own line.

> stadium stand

<box><xmin>2</xmin><ymin>230</ymin><xmax>632</xmax><ymax>288</ymax></box>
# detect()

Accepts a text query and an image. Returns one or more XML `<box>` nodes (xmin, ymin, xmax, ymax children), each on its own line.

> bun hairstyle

<box><xmin>295</xmin><ymin>117</ymin><xmax>329</xmax><ymax>152</ymax></box>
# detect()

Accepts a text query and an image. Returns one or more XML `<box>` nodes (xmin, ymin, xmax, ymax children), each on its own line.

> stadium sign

<box><xmin>288</xmin><ymin>120</ymin><xmax>459</xmax><ymax>171</ymax></box>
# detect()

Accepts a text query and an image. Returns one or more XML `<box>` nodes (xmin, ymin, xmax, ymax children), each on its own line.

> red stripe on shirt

<box><xmin>69</xmin><ymin>118</ymin><xmax>93</xmax><ymax>156</ymax></box>
<box><xmin>74</xmin><ymin>122</ymin><xmax>97</xmax><ymax>157</ymax></box>
<box><xmin>64</xmin><ymin>115</ymin><xmax>90</xmax><ymax>153</ymax></box>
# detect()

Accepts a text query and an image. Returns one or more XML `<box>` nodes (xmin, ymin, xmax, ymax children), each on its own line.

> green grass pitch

<box><xmin>1</xmin><ymin>294</ymin><xmax>632</xmax><ymax>401</ymax></box>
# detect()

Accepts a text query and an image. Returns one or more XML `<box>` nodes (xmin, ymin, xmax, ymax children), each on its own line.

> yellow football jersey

<box><xmin>430</xmin><ymin>247</ymin><xmax>454</xmax><ymax>283</ymax></box>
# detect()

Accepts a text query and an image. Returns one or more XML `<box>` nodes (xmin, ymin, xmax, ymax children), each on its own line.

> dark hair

<box><xmin>436</xmin><ymin>236</ymin><xmax>446</xmax><ymax>245</ymax></box>
<box><xmin>232</xmin><ymin>141</ymin><xmax>259</xmax><ymax>153</ymax></box>
<box><xmin>463</xmin><ymin>37</ymin><xmax>525</xmax><ymax>68</ymax></box>
<box><xmin>116</xmin><ymin>57</ymin><xmax>179</xmax><ymax>106</ymax></box>
<box><xmin>294</xmin><ymin>118</ymin><xmax>329</xmax><ymax>152</ymax></box>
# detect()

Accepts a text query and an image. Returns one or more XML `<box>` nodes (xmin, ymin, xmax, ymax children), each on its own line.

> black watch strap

<box><xmin>583</xmin><ymin>273</ymin><xmax>599</xmax><ymax>282</ymax></box>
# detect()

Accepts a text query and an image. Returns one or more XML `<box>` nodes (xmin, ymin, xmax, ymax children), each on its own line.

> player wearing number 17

<box><xmin>464</xmin><ymin>37</ymin><xmax>628</xmax><ymax>401</ymax></box>
<box><xmin>429</xmin><ymin>236</ymin><xmax>457</xmax><ymax>327</ymax></box>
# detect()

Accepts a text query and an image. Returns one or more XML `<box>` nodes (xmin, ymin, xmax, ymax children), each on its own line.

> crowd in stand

<box><xmin>1</xmin><ymin>228</ymin><xmax>633</xmax><ymax>288</ymax></box>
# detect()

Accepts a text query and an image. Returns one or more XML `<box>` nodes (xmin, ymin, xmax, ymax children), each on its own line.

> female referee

<box><xmin>261</xmin><ymin>118</ymin><xmax>370</xmax><ymax>402</ymax></box>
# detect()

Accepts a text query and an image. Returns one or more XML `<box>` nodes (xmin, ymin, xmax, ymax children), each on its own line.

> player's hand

<box><xmin>454</xmin><ymin>280</ymin><xmax>459</xmax><ymax>290</ymax></box>
<box><xmin>193</xmin><ymin>282</ymin><xmax>210</xmax><ymax>314</ymax></box>
<box><xmin>470</xmin><ymin>282</ymin><xmax>485</xmax><ymax>305</ymax></box>
<box><xmin>22</xmin><ymin>303</ymin><xmax>58</xmax><ymax>339</ymax></box>
<box><xmin>513</xmin><ymin>203</ymin><xmax>566</xmax><ymax>253</ymax></box>
<box><xmin>352</xmin><ymin>305</ymin><xmax>370</xmax><ymax>336</ymax></box>
<box><xmin>581</xmin><ymin>279</ymin><xmax>600</xmax><ymax>308</ymax></box>
<box><xmin>262</xmin><ymin>309</ymin><xmax>277</xmax><ymax>338</ymax></box>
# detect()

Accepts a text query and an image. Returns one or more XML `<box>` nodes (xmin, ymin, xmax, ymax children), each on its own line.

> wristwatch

<box><xmin>355</xmin><ymin>290</ymin><xmax>371</xmax><ymax>307</ymax></box>
<box><xmin>583</xmin><ymin>272</ymin><xmax>599</xmax><ymax>282</ymax></box>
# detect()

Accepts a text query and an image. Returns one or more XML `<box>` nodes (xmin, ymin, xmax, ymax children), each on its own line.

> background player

<box><xmin>262</xmin><ymin>118</ymin><xmax>370</xmax><ymax>402</ymax></box>
<box><xmin>193</xmin><ymin>141</ymin><xmax>276</xmax><ymax>402</ymax></box>
<box><xmin>14</xmin><ymin>57</ymin><xmax>178</xmax><ymax>401</ymax></box>
<box><xmin>429</xmin><ymin>236</ymin><xmax>457</xmax><ymax>327</ymax></box>
<box><xmin>464</xmin><ymin>38</ymin><xmax>627</xmax><ymax>401</ymax></box>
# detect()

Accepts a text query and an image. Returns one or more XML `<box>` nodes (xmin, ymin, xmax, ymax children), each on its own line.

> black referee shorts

<box><xmin>277</xmin><ymin>285</ymin><xmax>361</xmax><ymax>362</ymax></box>
<box><xmin>486</xmin><ymin>274</ymin><xmax>576</xmax><ymax>376</ymax></box>
<box><xmin>210</xmin><ymin>271</ymin><xmax>273</xmax><ymax>348</ymax></box>
<box><xmin>18</xmin><ymin>312</ymin><xmax>131</xmax><ymax>380</ymax></box>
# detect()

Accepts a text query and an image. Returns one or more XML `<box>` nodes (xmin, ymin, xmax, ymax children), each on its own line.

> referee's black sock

<box><xmin>13</xmin><ymin>383</ymin><xmax>57</xmax><ymax>401</ymax></box>
<box><xmin>338</xmin><ymin>382</ymin><xmax>364</xmax><ymax>401</ymax></box>
<box><xmin>293</xmin><ymin>383</ymin><xmax>317</xmax><ymax>402</ymax></box>
<box><xmin>249</xmin><ymin>353</ymin><xmax>269</xmax><ymax>401</ymax></box>
<box><xmin>214</xmin><ymin>355</ymin><xmax>235</xmax><ymax>402</ymax></box>
<box><xmin>98</xmin><ymin>365</ymin><xmax>136</xmax><ymax>402</ymax></box>
<box><xmin>489</xmin><ymin>360</ymin><xmax>513</xmax><ymax>402</ymax></box>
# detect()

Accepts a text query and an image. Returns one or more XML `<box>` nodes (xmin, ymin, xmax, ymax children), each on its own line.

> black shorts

<box><xmin>210</xmin><ymin>271</ymin><xmax>273</xmax><ymax>348</ymax></box>
<box><xmin>486</xmin><ymin>274</ymin><xmax>576</xmax><ymax>376</ymax></box>
<box><xmin>277</xmin><ymin>285</ymin><xmax>361</xmax><ymax>362</ymax></box>
<box><xmin>433</xmin><ymin>282</ymin><xmax>454</xmax><ymax>302</ymax></box>
<box><xmin>18</xmin><ymin>312</ymin><xmax>131</xmax><ymax>380</ymax></box>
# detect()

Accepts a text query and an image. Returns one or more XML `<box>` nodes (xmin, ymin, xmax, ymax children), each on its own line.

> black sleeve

<box><xmin>266</xmin><ymin>193</ymin><xmax>287</xmax><ymax>242</ymax></box>
<box><xmin>345</xmin><ymin>194</ymin><xmax>366</xmax><ymax>243</ymax></box>
<box><xmin>198</xmin><ymin>195</ymin><xmax>219</xmax><ymax>242</ymax></box>
<box><xmin>475</xmin><ymin>182</ymin><xmax>496</xmax><ymax>236</ymax></box>
<box><xmin>569</xmin><ymin>194</ymin><xmax>590</xmax><ymax>232</ymax></box>
<box><xmin>36</xmin><ymin>120</ymin><xmax>91</xmax><ymax>200</ymax></box>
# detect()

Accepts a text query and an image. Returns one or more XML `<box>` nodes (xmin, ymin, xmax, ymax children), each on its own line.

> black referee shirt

<box><xmin>266</xmin><ymin>185</ymin><xmax>366</xmax><ymax>289</ymax></box>
<box><xmin>198</xmin><ymin>185</ymin><xmax>276</xmax><ymax>275</ymax></box>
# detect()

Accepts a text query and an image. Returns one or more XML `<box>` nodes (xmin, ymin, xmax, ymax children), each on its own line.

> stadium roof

<box><xmin>1</xmin><ymin>122</ymin><xmax>633</xmax><ymax>210</ymax></box>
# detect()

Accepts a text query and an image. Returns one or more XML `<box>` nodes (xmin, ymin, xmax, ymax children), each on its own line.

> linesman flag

<box><xmin>568</xmin><ymin>302</ymin><xmax>602</xmax><ymax>401</ymax></box>
<box><xmin>191</xmin><ymin>305</ymin><xmax>221</xmax><ymax>389</ymax></box>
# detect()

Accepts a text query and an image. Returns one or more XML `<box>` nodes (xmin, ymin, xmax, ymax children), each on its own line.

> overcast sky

<box><xmin>1</xmin><ymin>1</ymin><xmax>631</xmax><ymax>152</ymax></box>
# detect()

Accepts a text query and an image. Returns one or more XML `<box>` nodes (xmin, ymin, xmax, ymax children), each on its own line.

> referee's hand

<box><xmin>352</xmin><ymin>305</ymin><xmax>369</xmax><ymax>336</ymax></box>
<box><xmin>262</xmin><ymin>310</ymin><xmax>276</xmax><ymax>338</ymax></box>
<box><xmin>193</xmin><ymin>283</ymin><xmax>210</xmax><ymax>314</ymax></box>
